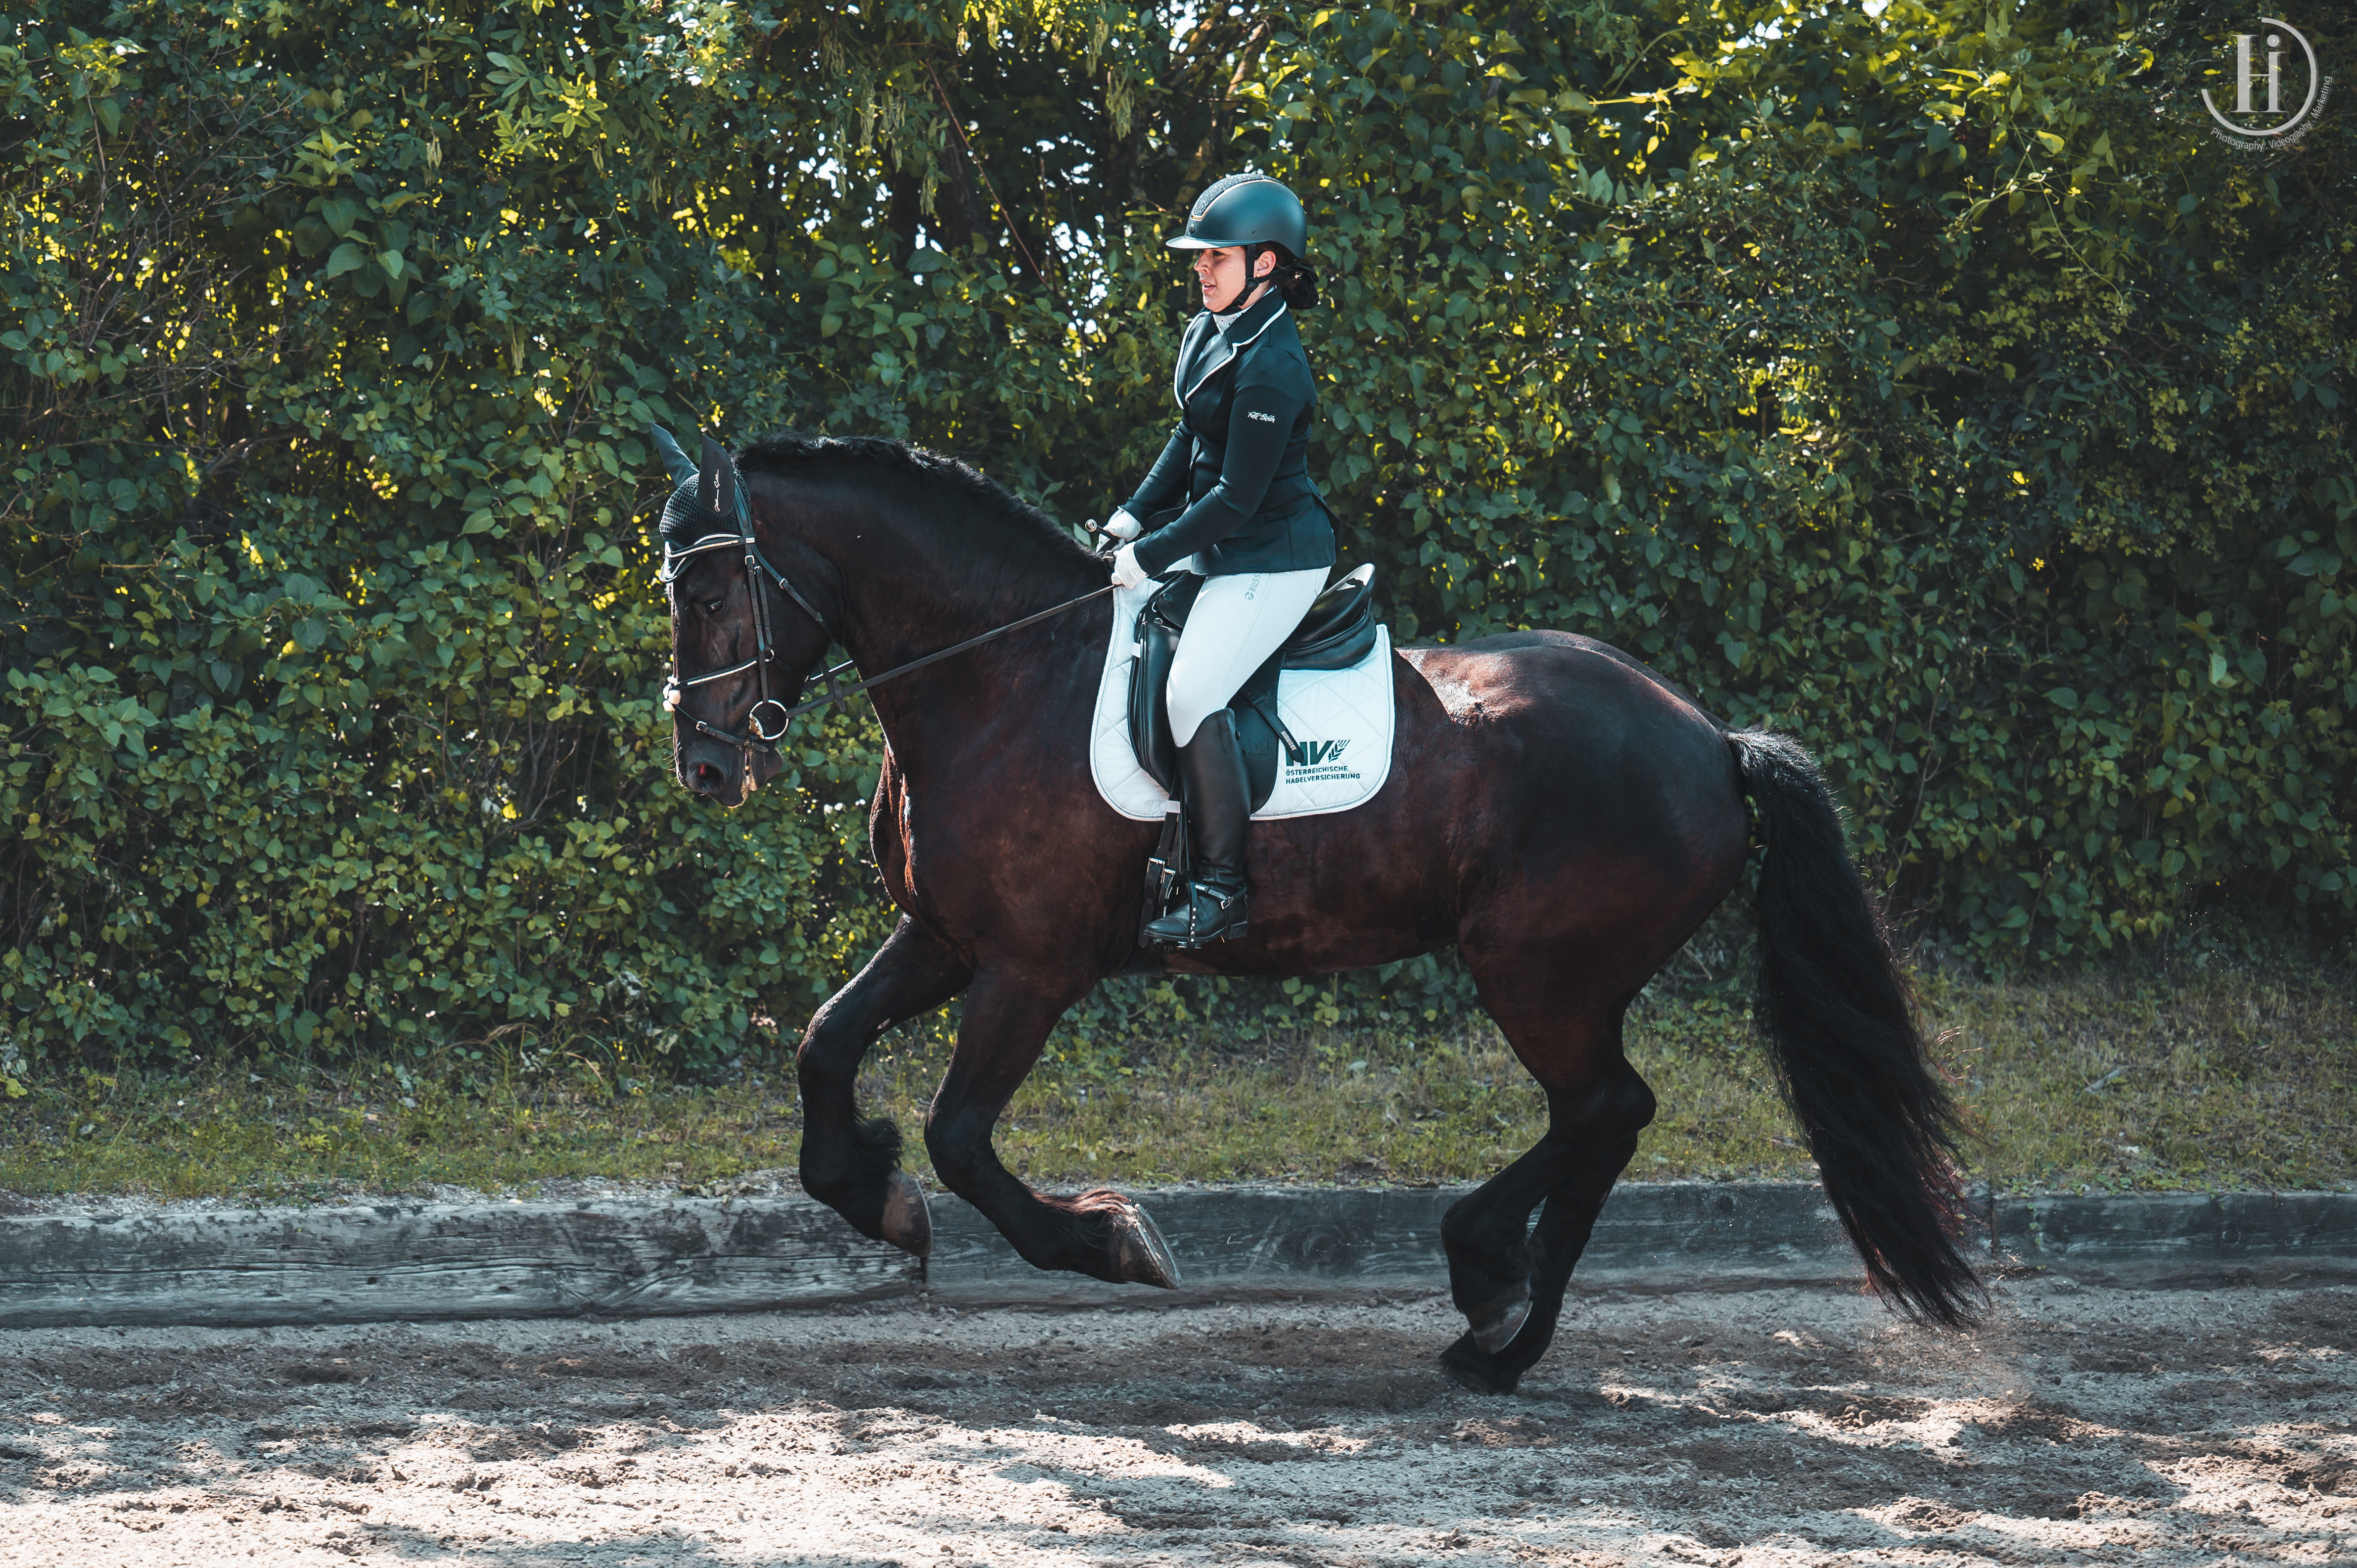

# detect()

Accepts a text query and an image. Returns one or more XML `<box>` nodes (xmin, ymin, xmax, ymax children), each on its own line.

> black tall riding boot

<box><xmin>1143</xmin><ymin>708</ymin><xmax>1251</xmax><ymax>947</ymax></box>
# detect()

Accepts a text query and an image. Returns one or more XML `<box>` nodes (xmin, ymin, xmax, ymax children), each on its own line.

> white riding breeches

<box><xmin>1165</xmin><ymin>566</ymin><xmax>1330</xmax><ymax>747</ymax></box>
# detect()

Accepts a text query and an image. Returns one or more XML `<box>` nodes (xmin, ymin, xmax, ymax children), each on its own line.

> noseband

<box><xmin>659</xmin><ymin>470</ymin><xmax>839</xmax><ymax>763</ymax></box>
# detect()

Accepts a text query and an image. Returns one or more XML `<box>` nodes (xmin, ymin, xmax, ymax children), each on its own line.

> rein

<box><xmin>752</xmin><ymin>582</ymin><xmax>1117</xmax><ymax>730</ymax></box>
<box><xmin>662</xmin><ymin>477</ymin><xmax>1114</xmax><ymax>759</ymax></box>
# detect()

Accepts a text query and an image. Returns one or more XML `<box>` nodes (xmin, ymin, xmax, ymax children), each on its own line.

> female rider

<box><xmin>1106</xmin><ymin>173</ymin><xmax>1336</xmax><ymax>948</ymax></box>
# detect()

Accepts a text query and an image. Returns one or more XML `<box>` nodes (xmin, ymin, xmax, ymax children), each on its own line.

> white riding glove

<box><xmin>1102</xmin><ymin>507</ymin><xmax>1143</xmax><ymax>541</ymax></box>
<box><xmin>1110</xmin><ymin>542</ymin><xmax>1150</xmax><ymax>590</ymax></box>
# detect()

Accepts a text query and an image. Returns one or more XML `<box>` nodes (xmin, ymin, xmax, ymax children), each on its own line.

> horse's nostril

<box><xmin>692</xmin><ymin>761</ymin><xmax>727</xmax><ymax>794</ymax></box>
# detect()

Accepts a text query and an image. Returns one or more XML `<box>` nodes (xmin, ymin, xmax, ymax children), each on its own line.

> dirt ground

<box><xmin>1</xmin><ymin>1277</ymin><xmax>2352</xmax><ymax>1567</ymax></box>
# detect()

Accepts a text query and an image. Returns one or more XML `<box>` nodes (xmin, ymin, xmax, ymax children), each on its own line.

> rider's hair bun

<box><xmin>1251</xmin><ymin>242</ymin><xmax>1320</xmax><ymax>310</ymax></box>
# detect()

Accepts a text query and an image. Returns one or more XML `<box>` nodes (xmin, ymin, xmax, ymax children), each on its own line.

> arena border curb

<box><xmin>0</xmin><ymin>1182</ymin><xmax>2351</xmax><ymax>1330</ymax></box>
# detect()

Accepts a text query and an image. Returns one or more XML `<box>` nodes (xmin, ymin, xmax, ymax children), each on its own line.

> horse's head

<box><xmin>655</xmin><ymin>426</ymin><xmax>831</xmax><ymax>807</ymax></box>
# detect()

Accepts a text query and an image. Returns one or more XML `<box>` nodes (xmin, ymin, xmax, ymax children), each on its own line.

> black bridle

<box><xmin>659</xmin><ymin>464</ymin><xmax>841</xmax><ymax>761</ymax></box>
<box><xmin>662</xmin><ymin>463</ymin><xmax>1115</xmax><ymax>764</ymax></box>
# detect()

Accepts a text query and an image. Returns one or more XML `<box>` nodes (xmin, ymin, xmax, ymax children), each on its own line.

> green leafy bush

<box><xmin>2</xmin><ymin>0</ymin><xmax>2348</xmax><ymax>1071</ymax></box>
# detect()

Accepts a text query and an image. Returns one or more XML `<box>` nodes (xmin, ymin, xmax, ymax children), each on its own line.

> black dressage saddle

<box><xmin>1127</xmin><ymin>562</ymin><xmax>1378</xmax><ymax>812</ymax></box>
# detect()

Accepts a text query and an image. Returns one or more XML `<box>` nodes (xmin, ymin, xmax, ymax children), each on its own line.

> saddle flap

<box><xmin>1127</xmin><ymin>576</ymin><xmax>1197</xmax><ymax>795</ymax></box>
<box><xmin>1127</xmin><ymin>573</ymin><xmax>1278</xmax><ymax>811</ymax></box>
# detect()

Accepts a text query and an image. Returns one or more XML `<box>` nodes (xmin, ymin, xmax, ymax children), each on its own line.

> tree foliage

<box><xmin>2</xmin><ymin>0</ymin><xmax>2349</xmax><ymax>1068</ymax></box>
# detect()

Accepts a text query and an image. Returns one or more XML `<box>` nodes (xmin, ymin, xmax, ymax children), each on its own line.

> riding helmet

<box><xmin>1167</xmin><ymin>173</ymin><xmax>1308</xmax><ymax>257</ymax></box>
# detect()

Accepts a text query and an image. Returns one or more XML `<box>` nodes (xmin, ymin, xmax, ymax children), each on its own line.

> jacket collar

<box><xmin>1172</xmin><ymin>314</ymin><xmax>1217</xmax><ymax>408</ymax></box>
<box><xmin>1177</xmin><ymin>291</ymin><xmax>1289</xmax><ymax>408</ymax></box>
<box><xmin>1221</xmin><ymin>287</ymin><xmax>1289</xmax><ymax>349</ymax></box>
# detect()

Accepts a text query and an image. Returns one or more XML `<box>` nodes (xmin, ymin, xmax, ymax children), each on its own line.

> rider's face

<box><xmin>1195</xmin><ymin>245</ymin><xmax>1273</xmax><ymax>314</ymax></box>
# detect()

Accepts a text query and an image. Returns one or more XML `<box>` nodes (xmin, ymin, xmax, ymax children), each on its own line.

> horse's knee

<box><xmin>1606</xmin><ymin>1064</ymin><xmax>1657</xmax><ymax>1134</ymax></box>
<box><xmin>1555</xmin><ymin>1060</ymin><xmax>1656</xmax><ymax>1139</ymax></box>
<box><xmin>796</xmin><ymin>1003</ymin><xmax>869</xmax><ymax>1091</ymax></box>
<box><xmin>923</xmin><ymin>1110</ymin><xmax>988</xmax><ymax>1192</ymax></box>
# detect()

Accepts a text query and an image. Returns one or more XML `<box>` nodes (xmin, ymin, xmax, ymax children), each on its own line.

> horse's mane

<box><xmin>735</xmin><ymin>433</ymin><xmax>1093</xmax><ymax>567</ymax></box>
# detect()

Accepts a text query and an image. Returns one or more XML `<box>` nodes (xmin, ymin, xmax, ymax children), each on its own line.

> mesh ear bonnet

<box><xmin>661</xmin><ymin>477</ymin><xmax>729</xmax><ymax>546</ymax></box>
<box><xmin>651</xmin><ymin>426</ymin><xmax>745</xmax><ymax>579</ymax></box>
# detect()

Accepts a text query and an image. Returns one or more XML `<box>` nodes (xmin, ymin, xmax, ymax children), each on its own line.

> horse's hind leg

<box><xmin>923</xmin><ymin>964</ymin><xmax>1180</xmax><ymax>1288</ymax></box>
<box><xmin>797</xmin><ymin>917</ymin><xmax>972</xmax><ymax>1259</ymax></box>
<box><xmin>1436</xmin><ymin>971</ymin><xmax>1656</xmax><ymax>1396</ymax></box>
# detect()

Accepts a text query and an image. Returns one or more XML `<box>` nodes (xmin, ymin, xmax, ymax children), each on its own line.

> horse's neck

<box><xmin>805</xmin><ymin>484</ymin><xmax>1103</xmax><ymax>759</ymax></box>
<box><xmin>826</xmin><ymin>511</ymin><xmax>1094</xmax><ymax>670</ymax></box>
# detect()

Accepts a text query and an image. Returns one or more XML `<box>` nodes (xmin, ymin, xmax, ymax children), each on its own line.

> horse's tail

<box><xmin>1728</xmin><ymin>728</ymin><xmax>1984</xmax><ymax>1328</ymax></box>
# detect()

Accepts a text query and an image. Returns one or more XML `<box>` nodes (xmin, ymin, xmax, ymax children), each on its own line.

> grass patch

<box><xmin>1</xmin><ymin>947</ymin><xmax>2349</xmax><ymax>1203</ymax></box>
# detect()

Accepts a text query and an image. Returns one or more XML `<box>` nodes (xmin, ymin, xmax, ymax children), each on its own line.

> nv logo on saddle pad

<box><xmin>1284</xmin><ymin>738</ymin><xmax>1349</xmax><ymax>769</ymax></box>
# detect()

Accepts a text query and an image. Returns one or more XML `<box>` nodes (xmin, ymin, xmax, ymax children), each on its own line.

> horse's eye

<box><xmin>703</xmin><ymin>598</ymin><xmax>726</xmax><ymax>616</ymax></box>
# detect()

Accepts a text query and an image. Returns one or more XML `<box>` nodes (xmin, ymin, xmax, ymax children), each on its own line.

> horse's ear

<box><xmin>698</xmin><ymin>433</ymin><xmax>737</xmax><ymax>519</ymax></box>
<box><xmin>651</xmin><ymin>425</ymin><xmax>698</xmax><ymax>486</ymax></box>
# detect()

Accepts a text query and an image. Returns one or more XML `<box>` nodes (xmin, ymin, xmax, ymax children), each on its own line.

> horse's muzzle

<box><xmin>680</xmin><ymin>734</ymin><xmax>784</xmax><ymax>807</ymax></box>
<box><xmin>680</xmin><ymin>735</ymin><xmax>746</xmax><ymax>806</ymax></box>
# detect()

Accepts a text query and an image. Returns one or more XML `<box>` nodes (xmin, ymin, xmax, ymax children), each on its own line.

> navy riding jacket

<box><xmin>1126</xmin><ymin>290</ymin><xmax>1338</xmax><ymax>578</ymax></box>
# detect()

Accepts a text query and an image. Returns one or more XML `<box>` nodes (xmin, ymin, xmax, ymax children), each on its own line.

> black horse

<box><xmin>661</xmin><ymin>430</ymin><xmax>1980</xmax><ymax>1393</ymax></box>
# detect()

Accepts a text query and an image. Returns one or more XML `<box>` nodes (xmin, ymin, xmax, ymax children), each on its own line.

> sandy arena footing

<box><xmin>1</xmin><ymin>1276</ymin><xmax>2350</xmax><ymax>1565</ymax></box>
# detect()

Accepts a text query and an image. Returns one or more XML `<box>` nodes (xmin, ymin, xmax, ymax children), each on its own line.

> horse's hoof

<box><xmin>1109</xmin><ymin>1201</ymin><xmax>1182</xmax><ymax>1289</ymax></box>
<box><xmin>1469</xmin><ymin>1291</ymin><xmax>1532</xmax><ymax>1355</ymax></box>
<box><xmin>1439</xmin><ymin>1332</ymin><xmax>1522</xmax><ymax>1395</ymax></box>
<box><xmin>879</xmin><ymin>1170</ymin><xmax>931</xmax><ymax>1261</ymax></box>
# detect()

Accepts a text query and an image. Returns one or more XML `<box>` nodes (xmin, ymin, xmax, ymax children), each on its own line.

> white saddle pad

<box><xmin>1088</xmin><ymin>577</ymin><xmax>1396</xmax><ymax>822</ymax></box>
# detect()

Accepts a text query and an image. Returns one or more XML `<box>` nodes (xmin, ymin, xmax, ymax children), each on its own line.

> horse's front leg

<box><xmin>923</xmin><ymin>964</ymin><xmax>1180</xmax><ymax>1288</ymax></box>
<box><xmin>797</xmin><ymin>916</ymin><xmax>973</xmax><ymax>1259</ymax></box>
